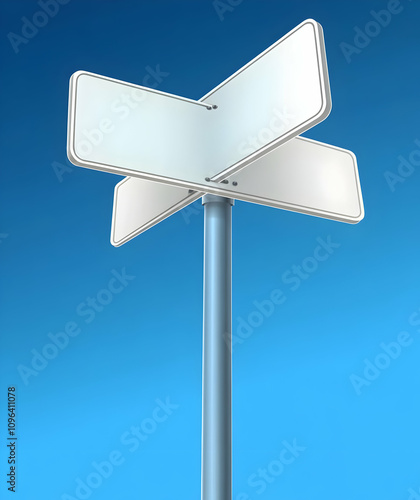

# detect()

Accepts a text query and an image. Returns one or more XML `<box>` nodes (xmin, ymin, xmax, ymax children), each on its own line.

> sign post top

<box><xmin>66</xmin><ymin>19</ymin><xmax>364</xmax><ymax>248</ymax></box>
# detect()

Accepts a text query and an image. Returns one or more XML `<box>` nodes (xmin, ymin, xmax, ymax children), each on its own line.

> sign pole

<box><xmin>201</xmin><ymin>194</ymin><xmax>234</xmax><ymax>500</ymax></box>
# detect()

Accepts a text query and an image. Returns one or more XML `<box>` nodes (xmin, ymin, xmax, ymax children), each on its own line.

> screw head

<box><xmin>232</xmin><ymin>181</ymin><xmax>238</xmax><ymax>186</ymax></box>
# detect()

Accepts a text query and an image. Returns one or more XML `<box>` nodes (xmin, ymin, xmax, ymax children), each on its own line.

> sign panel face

<box><xmin>201</xmin><ymin>18</ymin><xmax>331</xmax><ymax>181</ymax></box>
<box><xmin>228</xmin><ymin>137</ymin><xmax>364</xmax><ymax>222</ymax></box>
<box><xmin>68</xmin><ymin>19</ymin><xmax>331</xmax><ymax>188</ymax></box>
<box><xmin>111</xmin><ymin>136</ymin><xmax>364</xmax><ymax>246</ymax></box>
<box><xmin>111</xmin><ymin>179</ymin><xmax>201</xmax><ymax>246</ymax></box>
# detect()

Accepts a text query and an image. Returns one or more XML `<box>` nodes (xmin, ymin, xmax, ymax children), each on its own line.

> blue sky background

<box><xmin>1</xmin><ymin>1</ymin><xmax>420</xmax><ymax>499</ymax></box>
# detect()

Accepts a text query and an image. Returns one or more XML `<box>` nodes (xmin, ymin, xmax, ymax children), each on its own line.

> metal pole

<box><xmin>201</xmin><ymin>194</ymin><xmax>234</xmax><ymax>500</ymax></box>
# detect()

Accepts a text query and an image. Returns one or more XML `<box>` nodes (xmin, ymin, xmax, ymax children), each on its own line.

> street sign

<box><xmin>67</xmin><ymin>19</ymin><xmax>331</xmax><ymax>188</ymax></box>
<box><xmin>111</xmin><ymin>137</ymin><xmax>363</xmax><ymax>246</ymax></box>
<box><xmin>111</xmin><ymin>179</ymin><xmax>201</xmax><ymax>246</ymax></box>
<box><xmin>201</xmin><ymin>18</ymin><xmax>331</xmax><ymax>181</ymax></box>
<box><xmin>67</xmin><ymin>19</ymin><xmax>365</xmax><ymax>500</ymax></box>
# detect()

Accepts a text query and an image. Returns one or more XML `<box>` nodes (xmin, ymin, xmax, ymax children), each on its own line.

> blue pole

<box><xmin>201</xmin><ymin>194</ymin><xmax>234</xmax><ymax>500</ymax></box>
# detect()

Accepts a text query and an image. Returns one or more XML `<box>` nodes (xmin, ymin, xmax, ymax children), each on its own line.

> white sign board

<box><xmin>67</xmin><ymin>19</ymin><xmax>331</xmax><ymax>188</ymax></box>
<box><xmin>111</xmin><ymin>137</ymin><xmax>364</xmax><ymax>246</ymax></box>
<box><xmin>111</xmin><ymin>180</ymin><xmax>201</xmax><ymax>246</ymax></box>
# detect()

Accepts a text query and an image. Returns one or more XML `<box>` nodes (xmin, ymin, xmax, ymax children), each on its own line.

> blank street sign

<box><xmin>111</xmin><ymin>180</ymin><xmax>201</xmax><ymax>246</ymax></box>
<box><xmin>67</xmin><ymin>19</ymin><xmax>331</xmax><ymax>188</ymax></box>
<box><xmin>67</xmin><ymin>18</ymin><xmax>365</xmax><ymax>499</ymax></box>
<box><xmin>111</xmin><ymin>137</ymin><xmax>364</xmax><ymax>246</ymax></box>
<box><xmin>201</xmin><ymin>18</ymin><xmax>331</xmax><ymax>181</ymax></box>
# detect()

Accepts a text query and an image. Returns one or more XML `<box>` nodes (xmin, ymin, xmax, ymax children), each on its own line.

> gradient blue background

<box><xmin>1</xmin><ymin>1</ymin><xmax>420</xmax><ymax>499</ymax></box>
